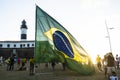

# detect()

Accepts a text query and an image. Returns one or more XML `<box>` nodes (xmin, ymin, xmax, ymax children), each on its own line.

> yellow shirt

<box><xmin>96</xmin><ymin>56</ymin><xmax>101</xmax><ymax>62</ymax></box>
<box><xmin>29</xmin><ymin>58</ymin><xmax>34</xmax><ymax>63</ymax></box>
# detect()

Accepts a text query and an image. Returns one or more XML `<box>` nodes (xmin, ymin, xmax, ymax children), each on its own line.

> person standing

<box><xmin>51</xmin><ymin>59</ymin><xmax>56</xmax><ymax>70</ymax></box>
<box><xmin>62</xmin><ymin>62</ymin><xmax>66</xmax><ymax>70</ymax></box>
<box><xmin>22</xmin><ymin>58</ymin><xmax>26</xmax><ymax>70</ymax></box>
<box><xmin>107</xmin><ymin>52</ymin><xmax>116</xmax><ymax>79</ymax></box>
<box><xmin>17</xmin><ymin>57</ymin><xmax>20</xmax><ymax>70</ymax></box>
<box><xmin>115</xmin><ymin>54</ymin><xmax>119</xmax><ymax>69</ymax></box>
<box><xmin>96</xmin><ymin>55</ymin><xmax>102</xmax><ymax>71</ymax></box>
<box><xmin>5</xmin><ymin>57</ymin><xmax>10</xmax><ymax>71</ymax></box>
<box><xmin>29</xmin><ymin>57</ymin><xmax>34</xmax><ymax>75</ymax></box>
<box><xmin>0</xmin><ymin>56</ymin><xmax>3</xmax><ymax>66</ymax></box>
<box><xmin>103</xmin><ymin>54</ymin><xmax>108</xmax><ymax>77</ymax></box>
<box><xmin>9</xmin><ymin>56</ymin><xmax>15</xmax><ymax>71</ymax></box>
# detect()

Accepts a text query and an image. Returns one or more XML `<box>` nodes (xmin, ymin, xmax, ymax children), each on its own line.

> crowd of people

<box><xmin>96</xmin><ymin>52</ymin><xmax>120</xmax><ymax>80</ymax></box>
<box><xmin>0</xmin><ymin>55</ymin><xmax>35</xmax><ymax>75</ymax></box>
<box><xmin>0</xmin><ymin>52</ymin><xmax>120</xmax><ymax>79</ymax></box>
<box><xmin>0</xmin><ymin>55</ymin><xmax>66</xmax><ymax>76</ymax></box>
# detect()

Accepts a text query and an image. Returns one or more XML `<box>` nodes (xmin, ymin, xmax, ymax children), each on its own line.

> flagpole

<box><xmin>105</xmin><ymin>20</ymin><xmax>112</xmax><ymax>52</ymax></box>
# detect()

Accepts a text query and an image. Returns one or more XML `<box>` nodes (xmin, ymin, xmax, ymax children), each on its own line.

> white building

<box><xmin>0</xmin><ymin>20</ymin><xmax>35</xmax><ymax>59</ymax></box>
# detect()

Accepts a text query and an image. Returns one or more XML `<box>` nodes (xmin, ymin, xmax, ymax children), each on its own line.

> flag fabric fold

<box><xmin>35</xmin><ymin>5</ymin><xmax>95</xmax><ymax>75</ymax></box>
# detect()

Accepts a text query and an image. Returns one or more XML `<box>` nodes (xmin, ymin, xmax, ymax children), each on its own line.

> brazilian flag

<box><xmin>35</xmin><ymin>5</ymin><xmax>95</xmax><ymax>75</ymax></box>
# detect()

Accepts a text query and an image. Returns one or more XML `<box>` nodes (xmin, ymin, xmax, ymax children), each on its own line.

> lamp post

<box><xmin>105</xmin><ymin>21</ymin><xmax>113</xmax><ymax>52</ymax></box>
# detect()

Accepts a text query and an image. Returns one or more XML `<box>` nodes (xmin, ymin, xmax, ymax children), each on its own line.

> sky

<box><xmin>1</xmin><ymin>0</ymin><xmax>120</xmax><ymax>63</ymax></box>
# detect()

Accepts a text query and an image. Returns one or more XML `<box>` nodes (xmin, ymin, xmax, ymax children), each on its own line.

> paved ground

<box><xmin>0</xmin><ymin>63</ymin><xmax>120</xmax><ymax>80</ymax></box>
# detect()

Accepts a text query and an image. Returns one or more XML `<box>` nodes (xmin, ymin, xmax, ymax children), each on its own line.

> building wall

<box><xmin>0</xmin><ymin>41</ymin><xmax>35</xmax><ymax>59</ymax></box>
<box><xmin>0</xmin><ymin>41</ymin><xmax>35</xmax><ymax>48</ymax></box>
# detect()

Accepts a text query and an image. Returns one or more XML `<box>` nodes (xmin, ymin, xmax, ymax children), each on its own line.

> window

<box><xmin>32</xmin><ymin>44</ymin><xmax>34</xmax><ymax>47</ymax></box>
<box><xmin>0</xmin><ymin>44</ymin><xmax>2</xmax><ymax>48</ymax></box>
<box><xmin>14</xmin><ymin>44</ymin><xmax>16</xmax><ymax>48</ymax></box>
<box><xmin>27</xmin><ymin>44</ymin><xmax>29</xmax><ymax>47</ymax></box>
<box><xmin>20</xmin><ymin>44</ymin><xmax>22</xmax><ymax>48</ymax></box>
<box><xmin>23</xmin><ymin>44</ymin><xmax>25</xmax><ymax>47</ymax></box>
<box><xmin>7</xmin><ymin>44</ymin><xmax>10</xmax><ymax>48</ymax></box>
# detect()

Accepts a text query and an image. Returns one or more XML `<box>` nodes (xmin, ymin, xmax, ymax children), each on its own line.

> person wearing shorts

<box><xmin>106</xmin><ymin>52</ymin><xmax>116</xmax><ymax>78</ymax></box>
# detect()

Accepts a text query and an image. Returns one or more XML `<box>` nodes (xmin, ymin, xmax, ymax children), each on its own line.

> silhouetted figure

<box><xmin>51</xmin><ymin>60</ymin><xmax>56</xmax><ymax>70</ymax></box>
<box><xmin>45</xmin><ymin>63</ymin><xmax>48</xmax><ymax>68</ymax></box>
<box><xmin>115</xmin><ymin>54</ymin><xmax>119</xmax><ymax>69</ymax></box>
<box><xmin>103</xmin><ymin>54</ymin><xmax>107</xmax><ymax>77</ymax></box>
<box><xmin>17</xmin><ymin>57</ymin><xmax>20</xmax><ymax>70</ymax></box>
<box><xmin>107</xmin><ymin>52</ymin><xmax>116</xmax><ymax>79</ymax></box>
<box><xmin>29</xmin><ymin>57</ymin><xmax>34</xmax><ymax>75</ymax></box>
<box><xmin>5</xmin><ymin>57</ymin><xmax>10</xmax><ymax>71</ymax></box>
<box><xmin>9</xmin><ymin>56</ymin><xmax>15</xmax><ymax>71</ymax></box>
<box><xmin>0</xmin><ymin>56</ymin><xmax>3</xmax><ymax>65</ymax></box>
<box><xmin>62</xmin><ymin>62</ymin><xmax>66</xmax><ymax>70</ymax></box>
<box><xmin>19</xmin><ymin>58</ymin><xmax>26</xmax><ymax>70</ymax></box>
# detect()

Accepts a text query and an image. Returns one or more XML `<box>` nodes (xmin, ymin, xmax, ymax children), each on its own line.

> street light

<box><xmin>105</xmin><ymin>21</ymin><xmax>114</xmax><ymax>52</ymax></box>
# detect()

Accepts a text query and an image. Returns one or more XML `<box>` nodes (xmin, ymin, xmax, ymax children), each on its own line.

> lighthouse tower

<box><xmin>20</xmin><ymin>20</ymin><xmax>28</xmax><ymax>41</ymax></box>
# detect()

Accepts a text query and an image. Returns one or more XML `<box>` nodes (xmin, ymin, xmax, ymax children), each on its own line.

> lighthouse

<box><xmin>20</xmin><ymin>20</ymin><xmax>28</xmax><ymax>41</ymax></box>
